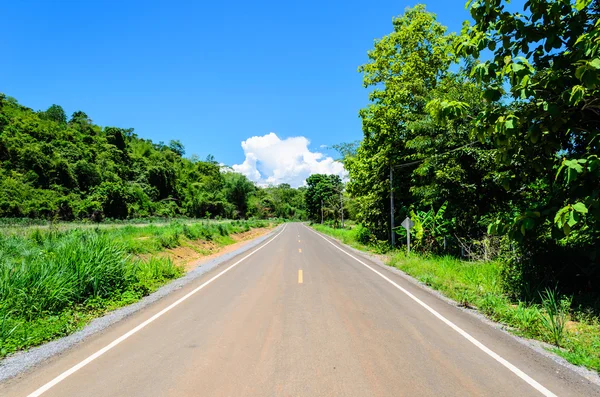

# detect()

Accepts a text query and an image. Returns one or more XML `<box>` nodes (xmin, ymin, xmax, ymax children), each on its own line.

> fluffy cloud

<box><xmin>232</xmin><ymin>133</ymin><xmax>346</xmax><ymax>187</ymax></box>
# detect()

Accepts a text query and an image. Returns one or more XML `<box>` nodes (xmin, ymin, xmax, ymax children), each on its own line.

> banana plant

<box><xmin>395</xmin><ymin>201</ymin><xmax>452</xmax><ymax>252</ymax></box>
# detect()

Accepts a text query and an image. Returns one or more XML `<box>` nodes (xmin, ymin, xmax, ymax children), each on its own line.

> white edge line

<box><xmin>28</xmin><ymin>224</ymin><xmax>288</xmax><ymax>397</ymax></box>
<box><xmin>304</xmin><ymin>225</ymin><xmax>557</xmax><ymax>397</ymax></box>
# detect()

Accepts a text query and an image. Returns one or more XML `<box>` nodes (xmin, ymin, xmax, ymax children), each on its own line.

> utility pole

<box><xmin>340</xmin><ymin>191</ymin><xmax>344</xmax><ymax>228</ymax></box>
<box><xmin>321</xmin><ymin>198</ymin><xmax>324</xmax><ymax>224</ymax></box>
<box><xmin>390</xmin><ymin>166</ymin><xmax>395</xmax><ymax>247</ymax></box>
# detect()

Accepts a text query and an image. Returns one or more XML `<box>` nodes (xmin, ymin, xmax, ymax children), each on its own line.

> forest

<box><xmin>0</xmin><ymin>95</ymin><xmax>306</xmax><ymax>222</ymax></box>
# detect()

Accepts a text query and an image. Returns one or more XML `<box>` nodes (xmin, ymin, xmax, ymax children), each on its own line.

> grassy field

<box><xmin>0</xmin><ymin>219</ymin><xmax>275</xmax><ymax>358</ymax></box>
<box><xmin>312</xmin><ymin>224</ymin><xmax>600</xmax><ymax>373</ymax></box>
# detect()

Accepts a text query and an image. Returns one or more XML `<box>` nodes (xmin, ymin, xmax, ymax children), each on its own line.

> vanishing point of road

<box><xmin>2</xmin><ymin>223</ymin><xmax>599</xmax><ymax>396</ymax></box>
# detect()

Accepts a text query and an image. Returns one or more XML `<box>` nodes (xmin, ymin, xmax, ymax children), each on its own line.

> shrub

<box><xmin>355</xmin><ymin>224</ymin><xmax>372</xmax><ymax>244</ymax></box>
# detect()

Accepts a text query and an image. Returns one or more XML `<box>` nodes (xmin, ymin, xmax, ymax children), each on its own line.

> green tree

<box><xmin>0</xmin><ymin>93</ymin><xmax>307</xmax><ymax>222</ymax></box>
<box><xmin>454</xmin><ymin>0</ymin><xmax>600</xmax><ymax>240</ymax></box>
<box><xmin>348</xmin><ymin>4</ymin><xmax>455</xmax><ymax>239</ymax></box>
<box><xmin>42</xmin><ymin>104</ymin><xmax>67</xmax><ymax>124</ymax></box>
<box><xmin>305</xmin><ymin>174</ymin><xmax>342</xmax><ymax>222</ymax></box>
<box><xmin>405</xmin><ymin>0</ymin><xmax>600</xmax><ymax>295</ymax></box>
<box><xmin>169</xmin><ymin>140</ymin><xmax>185</xmax><ymax>157</ymax></box>
<box><xmin>222</xmin><ymin>172</ymin><xmax>255</xmax><ymax>218</ymax></box>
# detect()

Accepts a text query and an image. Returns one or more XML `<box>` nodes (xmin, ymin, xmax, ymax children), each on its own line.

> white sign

<box><xmin>401</xmin><ymin>217</ymin><xmax>414</xmax><ymax>231</ymax></box>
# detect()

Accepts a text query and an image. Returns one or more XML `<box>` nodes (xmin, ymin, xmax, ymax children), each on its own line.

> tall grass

<box><xmin>0</xmin><ymin>219</ymin><xmax>274</xmax><ymax>357</ymax></box>
<box><xmin>540</xmin><ymin>288</ymin><xmax>571</xmax><ymax>347</ymax></box>
<box><xmin>0</xmin><ymin>230</ymin><xmax>182</xmax><ymax>356</ymax></box>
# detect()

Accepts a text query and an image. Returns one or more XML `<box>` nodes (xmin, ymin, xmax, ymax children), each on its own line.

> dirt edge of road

<box><xmin>307</xmin><ymin>225</ymin><xmax>600</xmax><ymax>388</ymax></box>
<box><xmin>0</xmin><ymin>224</ymin><xmax>285</xmax><ymax>383</ymax></box>
<box><xmin>140</xmin><ymin>226</ymin><xmax>275</xmax><ymax>272</ymax></box>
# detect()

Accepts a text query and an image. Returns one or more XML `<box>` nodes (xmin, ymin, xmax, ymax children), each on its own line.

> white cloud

<box><xmin>232</xmin><ymin>132</ymin><xmax>346</xmax><ymax>187</ymax></box>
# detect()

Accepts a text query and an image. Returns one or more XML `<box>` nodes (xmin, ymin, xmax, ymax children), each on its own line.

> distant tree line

<box><xmin>0</xmin><ymin>94</ymin><xmax>306</xmax><ymax>221</ymax></box>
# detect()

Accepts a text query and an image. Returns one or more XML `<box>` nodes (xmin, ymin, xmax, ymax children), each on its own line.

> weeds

<box><xmin>540</xmin><ymin>288</ymin><xmax>571</xmax><ymax>347</ymax></box>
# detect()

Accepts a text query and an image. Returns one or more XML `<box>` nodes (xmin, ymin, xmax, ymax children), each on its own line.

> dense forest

<box><xmin>340</xmin><ymin>1</ymin><xmax>599</xmax><ymax>301</ymax></box>
<box><xmin>0</xmin><ymin>94</ymin><xmax>306</xmax><ymax>221</ymax></box>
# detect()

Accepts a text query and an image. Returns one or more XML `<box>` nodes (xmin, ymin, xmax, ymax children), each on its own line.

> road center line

<box><xmin>304</xmin><ymin>225</ymin><xmax>556</xmax><ymax>397</ymax></box>
<box><xmin>27</xmin><ymin>224</ymin><xmax>288</xmax><ymax>397</ymax></box>
<box><xmin>298</xmin><ymin>269</ymin><xmax>303</xmax><ymax>284</ymax></box>
<box><xmin>298</xmin><ymin>248</ymin><xmax>302</xmax><ymax>253</ymax></box>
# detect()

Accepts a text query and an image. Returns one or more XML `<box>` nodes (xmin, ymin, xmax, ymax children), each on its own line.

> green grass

<box><xmin>0</xmin><ymin>219</ymin><xmax>275</xmax><ymax>357</ymax></box>
<box><xmin>313</xmin><ymin>224</ymin><xmax>600</xmax><ymax>373</ymax></box>
<box><xmin>312</xmin><ymin>223</ymin><xmax>374</xmax><ymax>251</ymax></box>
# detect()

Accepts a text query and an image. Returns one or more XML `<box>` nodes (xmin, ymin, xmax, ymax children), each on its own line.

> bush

<box><xmin>355</xmin><ymin>224</ymin><xmax>372</xmax><ymax>244</ymax></box>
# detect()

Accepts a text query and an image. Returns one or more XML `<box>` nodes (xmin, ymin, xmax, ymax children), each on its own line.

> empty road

<box><xmin>2</xmin><ymin>223</ymin><xmax>599</xmax><ymax>396</ymax></box>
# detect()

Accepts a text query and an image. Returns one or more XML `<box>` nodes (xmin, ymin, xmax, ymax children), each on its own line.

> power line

<box><xmin>389</xmin><ymin>140</ymin><xmax>478</xmax><ymax>247</ymax></box>
<box><xmin>391</xmin><ymin>141</ymin><xmax>478</xmax><ymax>169</ymax></box>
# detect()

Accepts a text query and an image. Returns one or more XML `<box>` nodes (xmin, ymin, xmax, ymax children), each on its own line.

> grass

<box><xmin>312</xmin><ymin>224</ymin><xmax>600</xmax><ymax>373</ymax></box>
<box><xmin>0</xmin><ymin>219</ymin><xmax>275</xmax><ymax>358</ymax></box>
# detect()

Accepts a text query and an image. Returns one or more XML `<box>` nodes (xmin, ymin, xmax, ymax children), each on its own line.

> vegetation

<box><xmin>2</xmin><ymin>0</ymin><xmax>599</xmax><ymax>373</ymax></box>
<box><xmin>0</xmin><ymin>73</ymin><xmax>309</xmax><ymax>358</ymax></box>
<box><xmin>0</xmin><ymin>219</ymin><xmax>274</xmax><ymax>357</ymax></box>
<box><xmin>305</xmin><ymin>174</ymin><xmax>345</xmax><ymax>224</ymax></box>
<box><xmin>0</xmin><ymin>94</ymin><xmax>306</xmax><ymax>221</ymax></box>
<box><xmin>336</xmin><ymin>1</ymin><xmax>599</xmax><ymax>328</ymax></box>
<box><xmin>313</xmin><ymin>224</ymin><xmax>600</xmax><ymax>372</ymax></box>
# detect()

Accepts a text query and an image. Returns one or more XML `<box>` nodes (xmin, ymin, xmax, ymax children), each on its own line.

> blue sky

<box><xmin>2</xmin><ymin>0</ymin><xmax>474</xmax><ymax>186</ymax></box>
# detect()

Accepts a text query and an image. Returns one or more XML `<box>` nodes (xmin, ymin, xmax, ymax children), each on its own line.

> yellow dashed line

<box><xmin>298</xmin><ymin>269</ymin><xmax>303</xmax><ymax>284</ymax></box>
<box><xmin>298</xmin><ymin>248</ymin><xmax>302</xmax><ymax>253</ymax></box>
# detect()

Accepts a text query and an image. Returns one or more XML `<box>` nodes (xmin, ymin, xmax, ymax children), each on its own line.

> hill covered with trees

<box><xmin>0</xmin><ymin>94</ymin><xmax>306</xmax><ymax>221</ymax></box>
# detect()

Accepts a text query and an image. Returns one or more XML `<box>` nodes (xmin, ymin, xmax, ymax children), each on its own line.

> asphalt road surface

<box><xmin>2</xmin><ymin>223</ymin><xmax>599</xmax><ymax>396</ymax></box>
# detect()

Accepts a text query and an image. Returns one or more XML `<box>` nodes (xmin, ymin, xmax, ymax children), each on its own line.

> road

<box><xmin>1</xmin><ymin>223</ymin><xmax>599</xmax><ymax>396</ymax></box>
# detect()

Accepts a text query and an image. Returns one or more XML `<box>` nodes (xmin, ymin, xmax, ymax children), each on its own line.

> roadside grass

<box><xmin>0</xmin><ymin>219</ymin><xmax>276</xmax><ymax>358</ymax></box>
<box><xmin>312</xmin><ymin>224</ymin><xmax>600</xmax><ymax>373</ymax></box>
<box><xmin>312</xmin><ymin>224</ymin><xmax>373</xmax><ymax>251</ymax></box>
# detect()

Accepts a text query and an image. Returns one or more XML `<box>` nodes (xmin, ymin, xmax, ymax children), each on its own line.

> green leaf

<box><xmin>567</xmin><ymin>211</ymin><xmax>578</xmax><ymax>227</ymax></box>
<box><xmin>576</xmin><ymin>0</ymin><xmax>592</xmax><ymax>12</ymax></box>
<box><xmin>484</xmin><ymin>86</ymin><xmax>502</xmax><ymax>101</ymax></box>
<box><xmin>569</xmin><ymin>85</ymin><xmax>586</xmax><ymax>106</ymax></box>
<box><xmin>512</xmin><ymin>63</ymin><xmax>525</xmax><ymax>73</ymax></box>
<box><xmin>572</xmin><ymin>202</ymin><xmax>588</xmax><ymax>214</ymax></box>
<box><xmin>554</xmin><ymin>207</ymin><xmax>569</xmax><ymax>226</ymax></box>
<box><xmin>522</xmin><ymin>217</ymin><xmax>535</xmax><ymax>230</ymax></box>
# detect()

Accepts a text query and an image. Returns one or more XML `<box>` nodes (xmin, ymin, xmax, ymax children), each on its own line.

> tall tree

<box><xmin>348</xmin><ymin>5</ymin><xmax>455</xmax><ymax>239</ymax></box>
<box><xmin>305</xmin><ymin>174</ymin><xmax>342</xmax><ymax>222</ymax></box>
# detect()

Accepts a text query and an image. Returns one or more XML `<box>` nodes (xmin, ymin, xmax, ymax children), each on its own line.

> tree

<box><xmin>348</xmin><ymin>5</ymin><xmax>455</xmax><ymax>239</ymax></box>
<box><xmin>421</xmin><ymin>0</ymin><xmax>600</xmax><ymax>295</ymax></box>
<box><xmin>0</xmin><ymin>93</ymin><xmax>309</xmax><ymax>222</ymax></box>
<box><xmin>169</xmin><ymin>140</ymin><xmax>185</xmax><ymax>157</ymax></box>
<box><xmin>305</xmin><ymin>174</ymin><xmax>342</xmax><ymax>222</ymax></box>
<box><xmin>452</xmin><ymin>0</ymin><xmax>600</xmax><ymax>241</ymax></box>
<box><xmin>42</xmin><ymin>104</ymin><xmax>67</xmax><ymax>124</ymax></box>
<box><xmin>222</xmin><ymin>172</ymin><xmax>255</xmax><ymax>218</ymax></box>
